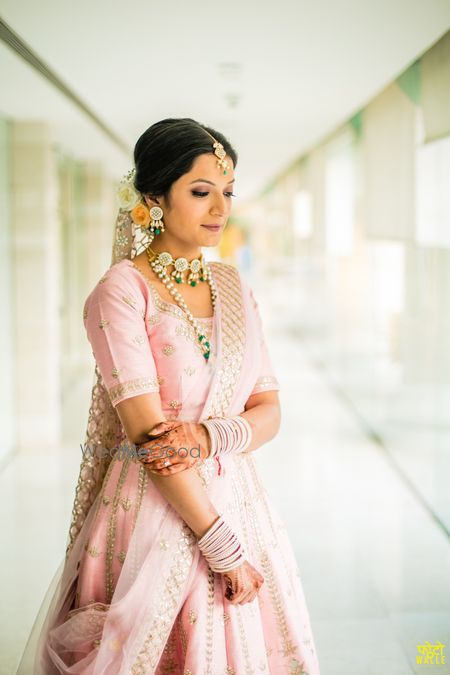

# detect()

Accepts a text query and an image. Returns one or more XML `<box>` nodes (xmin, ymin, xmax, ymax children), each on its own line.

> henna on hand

<box><xmin>136</xmin><ymin>421</ymin><xmax>211</xmax><ymax>474</ymax></box>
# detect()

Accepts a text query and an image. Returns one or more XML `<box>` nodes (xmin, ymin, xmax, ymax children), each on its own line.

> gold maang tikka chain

<box><xmin>202</xmin><ymin>129</ymin><xmax>231</xmax><ymax>175</ymax></box>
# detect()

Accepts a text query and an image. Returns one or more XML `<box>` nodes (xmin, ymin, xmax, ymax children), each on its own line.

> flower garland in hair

<box><xmin>116</xmin><ymin>168</ymin><xmax>152</xmax><ymax>228</ymax></box>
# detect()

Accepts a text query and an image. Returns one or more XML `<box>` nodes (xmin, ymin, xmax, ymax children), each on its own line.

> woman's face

<box><xmin>143</xmin><ymin>152</ymin><xmax>235</xmax><ymax>254</ymax></box>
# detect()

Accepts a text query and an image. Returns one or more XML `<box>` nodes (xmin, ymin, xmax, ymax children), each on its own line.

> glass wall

<box><xmin>236</xmin><ymin>31</ymin><xmax>450</xmax><ymax>534</ymax></box>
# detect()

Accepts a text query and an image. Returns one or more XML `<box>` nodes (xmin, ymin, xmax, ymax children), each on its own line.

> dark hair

<box><xmin>133</xmin><ymin>118</ymin><xmax>238</xmax><ymax>207</ymax></box>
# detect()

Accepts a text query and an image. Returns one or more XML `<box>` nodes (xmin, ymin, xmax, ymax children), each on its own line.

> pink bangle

<box><xmin>201</xmin><ymin>415</ymin><xmax>252</xmax><ymax>459</ymax></box>
<box><xmin>197</xmin><ymin>515</ymin><xmax>245</xmax><ymax>573</ymax></box>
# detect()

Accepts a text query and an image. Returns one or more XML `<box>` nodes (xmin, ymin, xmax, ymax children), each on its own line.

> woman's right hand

<box><xmin>222</xmin><ymin>560</ymin><xmax>264</xmax><ymax>605</ymax></box>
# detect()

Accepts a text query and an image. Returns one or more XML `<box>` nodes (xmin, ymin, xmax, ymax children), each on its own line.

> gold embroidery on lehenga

<box><xmin>206</xmin><ymin>264</ymin><xmax>245</xmax><ymax>418</ymax></box>
<box><xmin>147</xmin><ymin>312</ymin><xmax>161</xmax><ymax>325</ymax></box>
<box><xmin>84</xmin><ymin>543</ymin><xmax>102</xmax><ymax>557</ymax></box>
<box><xmin>235</xmin><ymin>459</ymin><xmax>299</xmax><ymax>662</ymax></box>
<box><xmin>178</xmin><ymin>612</ymin><xmax>188</xmax><ymax>659</ymax></box>
<box><xmin>159</xmin><ymin>618</ymin><xmax>180</xmax><ymax>674</ymax></box>
<box><xmin>159</xmin><ymin>538</ymin><xmax>170</xmax><ymax>550</ymax></box>
<box><xmin>162</xmin><ymin>344</ymin><xmax>176</xmax><ymax>356</ymax></box>
<box><xmin>205</xmin><ymin>568</ymin><xmax>215</xmax><ymax>675</ymax></box>
<box><xmin>169</xmin><ymin>399</ymin><xmax>181</xmax><ymax>409</ymax></box>
<box><xmin>128</xmin><ymin>464</ymin><xmax>148</xmax><ymax>583</ymax></box>
<box><xmin>229</xmin><ymin>464</ymin><xmax>252</xmax><ymax>553</ymax></box>
<box><xmin>195</xmin><ymin>457</ymin><xmax>216</xmax><ymax>490</ymax></box>
<box><xmin>133</xmin><ymin>467</ymin><xmax>148</xmax><ymax>534</ymax></box>
<box><xmin>122</xmin><ymin>294</ymin><xmax>137</xmax><ymax>307</ymax></box>
<box><xmin>282</xmin><ymin>639</ymin><xmax>298</xmax><ymax>657</ymax></box>
<box><xmin>108</xmin><ymin>376</ymin><xmax>159</xmax><ymax>403</ymax></box>
<box><xmin>117</xmin><ymin>550</ymin><xmax>127</xmax><ymax>564</ymax></box>
<box><xmin>99</xmin><ymin>318</ymin><xmax>109</xmax><ymax>329</ymax></box>
<box><xmin>235</xmin><ymin>604</ymin><xmax>255</xmax><ymax>674</ymax></box>
<box><xmin>289</xmin><ymin>657</ymin><xmax>309</xmax><ymax>674</ymax></box>
<box><xmin>252</xmin><ymin>375</ymin><xmax>279</xmax><ymax>392</ymax></box>
<box><xmin>247</xmin><ymin>459</ymin><xmax>279</xmax><ymax>542</ymax></box>
<box><xmin>188</xmin><ymin>609</ymin><xmax>197</xmax><ymax>624</ymax></box>
<box><xmin>184</xmin><ymin>365</ymin><xmax>196</xmax><ymax>376</ymax></box>
<box><xmin>130</xmin><ymin>524</ymin><xmax>196</xmax><ymax>673</ymax></box>
<box><xmin>106</xmin><ymin>459</ymin><xmax>131</xmax><ymax>603</ymax></box>
<box><xmin>247</xmin><ymin>456</ymin><xmax>299</xmax><ymax>601</ymax></box>
<box><xmin>133</xmin><ymin>334</ymin><xmax>146</xmax><ymax>344</ymax></box>
<box><xmin>120</xmin><ymin>497</ymin><xmax>132</xmax><ymax>511</ymax></box>
<box><xmin>92</xmin><ymin>455</ymin><xmax>117</xmax><ymax>520</ymax></box>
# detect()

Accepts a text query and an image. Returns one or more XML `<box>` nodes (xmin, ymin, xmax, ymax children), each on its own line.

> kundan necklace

<box><xmin>145</xmin><ymin>245</ymin><xmax>217</xmax><ymax>362</ymax></box>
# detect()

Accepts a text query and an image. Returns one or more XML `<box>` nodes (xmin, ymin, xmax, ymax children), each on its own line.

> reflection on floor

<box><xmin>1</xmin><ymin>331</ymin><xmax>449</xmax><ymax>674</ymax></box>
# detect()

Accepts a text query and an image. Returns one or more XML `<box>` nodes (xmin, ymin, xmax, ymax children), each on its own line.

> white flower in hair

<box><xmin>116</xmin><ymin>182</ymin><xmax>141</xmax><ymax>211</ymax></box>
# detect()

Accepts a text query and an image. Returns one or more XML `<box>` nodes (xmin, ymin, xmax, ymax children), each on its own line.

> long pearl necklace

<box><xmin>145</xmin><ymin>246</ymin><xmax>217</xmax><ymax>362</ymax></box>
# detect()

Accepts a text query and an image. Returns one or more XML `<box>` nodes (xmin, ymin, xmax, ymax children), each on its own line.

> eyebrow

<box><xmin>189</xmin><ymin>178</ymin><xmax>235</xmax><ymax>185</ymax></box>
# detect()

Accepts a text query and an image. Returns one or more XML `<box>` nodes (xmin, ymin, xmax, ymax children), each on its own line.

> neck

<box><xmin>149</xmin><ymin>236</ymin><xmax>202</xmax><ymax>260</ymax></box>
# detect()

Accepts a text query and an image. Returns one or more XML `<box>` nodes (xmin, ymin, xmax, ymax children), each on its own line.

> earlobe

<box><xmin>143</xmin><ymin>194</ymin><xmax>160</xmax><ymax>208</ymax></box>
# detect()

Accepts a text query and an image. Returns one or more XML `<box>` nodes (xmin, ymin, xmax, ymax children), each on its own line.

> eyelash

<box><xmin>192</xmin><ymin>190</ymin><xmax>237</xmax><ymax>198</ymax></box>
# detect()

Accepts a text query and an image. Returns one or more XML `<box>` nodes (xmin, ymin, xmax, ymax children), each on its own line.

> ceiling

<box><xmin>1</xmin><ymin>0</ymin><xmax>450</xmax><ymax>203</ymax></box>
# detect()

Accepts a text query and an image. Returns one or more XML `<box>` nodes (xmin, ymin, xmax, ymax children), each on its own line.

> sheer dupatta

<box><xmin>17</xmin><ymin>261</ymin><xmax>266</xmax><ymax>674</ymax></box>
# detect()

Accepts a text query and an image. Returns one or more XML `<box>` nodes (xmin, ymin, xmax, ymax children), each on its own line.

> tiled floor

<box><xmin>1</xmin><ymin>326</ymin><xmax>449</xmax><ymax>674</ymax></box>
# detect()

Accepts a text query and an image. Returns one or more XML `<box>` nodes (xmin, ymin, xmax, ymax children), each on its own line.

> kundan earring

<box><xmin>148</xmin><ymin>205</ymin><xmax>165</xmax><ymax>237</ymax></box>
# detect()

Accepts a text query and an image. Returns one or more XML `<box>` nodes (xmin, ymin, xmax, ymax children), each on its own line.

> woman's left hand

<box><xmin>137</xmin><ymin>421</ymin><xmax>211</xmax><ymax>475</ymax></box>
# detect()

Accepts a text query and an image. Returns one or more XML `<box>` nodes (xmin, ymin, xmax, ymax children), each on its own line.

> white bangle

<box><xmin>197</xmin><ymin>515</ymin><xmax>245</xmax><ymax>573</ymax></box>
<box><xmin>201</xmin><ymin>415</ymin><xmax>252</xmax><ymax>459</ymax></box>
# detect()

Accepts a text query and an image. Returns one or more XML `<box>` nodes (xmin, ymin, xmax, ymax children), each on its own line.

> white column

<box><xmin>11</xmin><ymin>121</ymin><xmax>60</xmax><ymax>448</ymax></box>
<box><xmin>0</xmin><ymin>117</ymin><xmax>15</xmax><ymax>465</ymax></box>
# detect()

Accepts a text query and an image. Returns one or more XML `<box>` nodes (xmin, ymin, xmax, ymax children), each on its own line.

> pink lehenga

<box><xmin>17</xmin><ymin>254</ymin><xmax>320</xmax><ymax>674</ymax></box>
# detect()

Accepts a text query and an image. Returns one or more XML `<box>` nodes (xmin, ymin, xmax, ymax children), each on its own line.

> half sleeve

<box><xmin>83</xmin><ymin>270</ymin><xmax>160</xmax><ymax>407</ymax></box>
<box><xmin>248</xmin><ymin>285</ymin><xmax>281</xmax><ymax>396</ymax></box>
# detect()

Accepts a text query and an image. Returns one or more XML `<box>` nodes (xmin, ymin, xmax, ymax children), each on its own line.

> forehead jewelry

<box><xmin>202</xmin><ymin>129</ymin><xmax>231</xmax><ymax>175</ymax></box>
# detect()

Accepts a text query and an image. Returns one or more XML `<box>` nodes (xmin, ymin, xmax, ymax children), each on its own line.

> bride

<box><xmin>17</xmin><ymin>117</ymin><xmax>320</xmax><ymax>674</ymax></box>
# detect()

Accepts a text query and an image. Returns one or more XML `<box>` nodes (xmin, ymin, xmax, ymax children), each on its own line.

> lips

<box><xmin>201</xmin><ymin>224</ymin><xmax>222</xmax><ymax>231</ymax></box>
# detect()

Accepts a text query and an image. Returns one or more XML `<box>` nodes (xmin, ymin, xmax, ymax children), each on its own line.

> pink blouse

<box><xmin>83</xmin><ymin>259</ymin><xmax>279</xmax><ymax>423</ymax></box>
